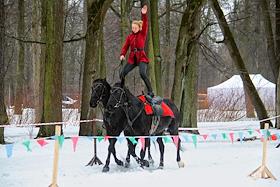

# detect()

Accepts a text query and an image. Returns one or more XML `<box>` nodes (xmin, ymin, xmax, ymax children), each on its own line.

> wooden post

<box><xmin>49</xmin><ymin>125</ymin><xmax>61</xmax><ymax>187</ymax></box>
<box><xmin>249</xmin><ymin>123</ymin><xmax>277</xmax><ymax>180</ymax></box>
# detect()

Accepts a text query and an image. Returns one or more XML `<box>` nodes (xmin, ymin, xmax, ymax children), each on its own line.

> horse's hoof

<box><xmin>125</xmin><ymin>162</ymin><xmax>130</xmax><ymax>168</ymax></box>
<box><xmin>102</xmin><ymin>166</ymin><xmax>110</xmax><ymax>172</ymax></box>
<box><xmin>141</xmin><ymin>160</ymin><xmax>150</xmax><ymax>167</ymax></box>
<box><xmin>148</xmin><ymin>159</ymin><xmax>155</xmax><ymax>165</ymax></box>
<box><xmin>177</xmin><ymin>161</ymin><xmax>185</xmax><ymax>168</ymax></box>
<box><xmin>116</xmin><ymin>160</ymin><xmax>124</xmax><ymax>166</ymax></box>
<box><xmin>158</xmin><ymin>165</ymin><xmax>164</xmax><ymax>169</ymax></box>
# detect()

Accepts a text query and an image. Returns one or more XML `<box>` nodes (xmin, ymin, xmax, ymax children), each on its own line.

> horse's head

<box><xmin>90</xmin><ymin>78</ymin><xmax>111</xmax><ymax>108</ymax></box>
<box><xmin>106</xmin><ymin>83</ymin><xmax>129</xmax><ymax>112</ymax></box>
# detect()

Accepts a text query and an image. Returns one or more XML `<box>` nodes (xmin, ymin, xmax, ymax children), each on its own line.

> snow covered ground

<box><xmin>1</xmin><ymin>121</ymin><xmax>280</xmax><ymax>187</ymax></box>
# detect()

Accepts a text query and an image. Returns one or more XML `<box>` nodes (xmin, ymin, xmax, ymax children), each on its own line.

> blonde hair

<box><xmin>132</xmin><ymin>20</ymin><xmax>143</xmax><ymax>31</ymax></box>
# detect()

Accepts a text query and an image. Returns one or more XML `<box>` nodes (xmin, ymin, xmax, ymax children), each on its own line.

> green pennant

<box><xmin>192</xmin><ymin>135</ymin><xmax>197</xmax><ymax>148</ymax></box>
<box><xmin>58</xmin><ymin>135</ymin><xmax>65</xmax><ymax>149</ymax></box>
<box><xmin>248</xmin><ymin>129</ymin><xmax>253</xmax><ymax>135</ymax></box>
<box><xmin>267</xmin><ymin>130</ymin><xmax>271</xmax><ymax>138</ymax></box>
<box><xmin>222</xmin><ymin>133</ymin><xmax>227</xmax><ymax>140</ymax></box>
<box><xmin>163</xmin><ymin>136</ymin><xmax>172</xmax><ymax>143</ymax></box>
<box><xmin>128</xmin><ymin>137</ymin><xmax>138</xmax><ymax>145</ymax></box>
<box><xmin>22</xmin><ymin>140</ymin><xmax>32</xmax><ymax>152</ymax></box>
<box><xmin>97</xmin><ymin>136</ymin><xmax>104</xmax><ymax>142</ymax></box>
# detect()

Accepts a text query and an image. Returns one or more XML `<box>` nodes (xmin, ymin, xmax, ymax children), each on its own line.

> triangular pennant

<box><xmin>5</xmin><ymin>144</ymin><xmax>14</xmax><ymax>158</ymax></box>
<box><xmin>86</xmin><ymin>136</ymin><xmax>93</xmax><ymax>141</ymax></box>
<box><xmin>248</xmin><ymin>129</ymin><xmax>253</xmax><ymax>135</ymax></box>
<box><xmin>163</xmin><ymin>136</ymin><xmax>172</xmax><ymax>143</ymax></box>
<box><xmin>104</xmin><ymin>136</ymin><xmax>110</xmax><ymax>142</ymax></box>
<box><xmin>58</xmin><ymin>135</ymin><xmax>65</xmax><ymax>148</ymax></box>
<box><xmin>37</xmin><ymin>139</ymin><xmax>48</xmax><ymax>147</ymax></box>
<box><xmin>180</xmin><ymin>134</ymin><xmax>189</xmax><ymax>143</ymax></box>
<box><xmin>222</xmin><ymin>133</ymin><xmax>228</xmax><ymax>140</ymax></box>
<box><xmin>150</xmin><ymin>136</ymin><xmax>158</xmax><ymax>143</ymax></box>
<box><xmin>211</xmin><ymin>134</ymin><xmax>217</xmax><ymax>140</ymax></box>
<box><xmin>128</xmin><ymin>137</ymin><xmax>138</xmax><ymax>145</ymax></box>
<box><xmin>97</xmin><ymin>136</ymin><xmax>104</xmax><ymax>142</ymax></box>
<box><xmin>202</xmin><ymin>134</ymin><xmax>208</xmax><ymax>141</ymax></box>
<box><xmin>267</xmin><ymin>130</ymin><xmax>271</xmax><ymax>139</ymax></box>
<box><xmin>229</xmin><ymin>132</ymin><xmax>234</xmax><ymax>144</ymax></box>
<box><xmin>71</xmin><ymin>137</ymin><xmax>79</xmax><ymax>152</ymax></box>
<box><xmin>277</xmin><ymin>133</ymin><xmax>280</xmax><ymax>140</ymax></box>
<box><xmin>50</xmin><ymin>136</ymin><xmax>57</xmax><ymax>140</ymax></box>
<box><xmin>192</xmin><ymin>135</ymin><xmax>197</xmax><ymax>148</ymax></box>
<box><xmin>22</xmin><ymin>140</ymin><xmax>32</xmax><ymax>152</ymax></box>
<box><xmin>117</xmin><ymin>136</ymin><xmax>125</xmax><ymax>144</ymax></box>
<box><xmin>271</xmin><ymin>134</ymin><xmax>277</xmax><ymax>141</ymax></box>
<box><xmin>238</xmin><ymin>132</ymin><xmax>243</xmax><ymax>143</ymax></box>
<box><xmin>256</xmin><ymin>129</ymin><xmax>261</xmax><ymax>135</ymax></box>
<box><xmin>172</xmin><ymin>136</ymin><xmax>179</xmax><ymax>149</ymax></box>
<box><xmin>140</xmin><ymin>137</ymin><xmax>145</xmax><ymax>151</ymax></box>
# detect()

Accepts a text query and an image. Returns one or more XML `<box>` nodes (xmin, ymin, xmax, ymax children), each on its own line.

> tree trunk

<box><xmin>33</xmin><ymin>0</ymin><xmax>44</xmax><ymax>123</ymax></box>
<box><xmin>277</xmin><ymin>0</ymin><xmax>280</xmax><ymax>129</ymax></box>
<box><xmin>0</xmin><ymin>0</ymin><xmax>8</xmax><ymax>144</ymax></box>
<box><xmin>150</xmin><ymin>0</ymin><xmax>162</xmax><ymax>96</ymax></box>
<box><xmin>176</xmin><ymin>0</ymin><xmax>204</xmax><ymax>128</ymax></box>
<box><xmin>163</xmin><ymin>0</ymin><xmax>171</xmax><ymax>97</ymax></box>
<box><xmin>79</xmin><ymin>0</ymin><xmax>113</xmax><ymax>136</ymax></box>
<box><xmin>37</xmin><ymin>0</ymin><xmax>64</xmax><ymax>137</ymax></box>
<box><xmin>147</xmin><ymin>14</ymin><xmax>157</xmax><ymax>94</ymax></box>
<box><xmin>14</xmin><ymin>0</ymin><xmax>25</xmax><ymax>115</ymax></box>
<box><xmin>210</xmin><ymin>0</ymin><xmax>270</xmax><ymax>128</ymax></box>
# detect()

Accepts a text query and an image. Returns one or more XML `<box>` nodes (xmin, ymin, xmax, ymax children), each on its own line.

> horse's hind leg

<box><xmin>157</xmin><ymin>137</ymin><xmax>165</xmax><ymax>169</ymax></box>
<box><xmin>168</xmin><ymin>122</ymin><xmax>185</xmax><ymax>168</ymax></box>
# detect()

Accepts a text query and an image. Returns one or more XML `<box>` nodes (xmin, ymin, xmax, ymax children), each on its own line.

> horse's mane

<box><xmin>112</xmin><ymin>82</ymin><xmax>142</xmax><ymax>107</ymax></box>
<box><xmin>93</xmin><ymin>78</ymin><xmax>111</xmax><ymax>90</ymax></box>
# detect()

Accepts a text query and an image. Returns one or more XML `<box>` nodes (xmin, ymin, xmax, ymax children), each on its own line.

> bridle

<box><xmin>108</xmin><ymin>86</ymin><xmax>144</xmax><ymax>133</ymax></box>
<box><xmin>92</xmin><ymin>83</ymin><xmax>107</xmax><ymax>105</ymax></box>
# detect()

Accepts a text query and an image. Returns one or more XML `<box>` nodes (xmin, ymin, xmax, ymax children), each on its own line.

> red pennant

<box><xmin>37</xmin><ymin>139</ymin><xmax>48</xmax><ymax>147</ymax></box>
<box><xmin>202</xmin><ymin>134</ymin><xmax>208</xmax><ymax>141</ymax></box>
<box><xmin>229</xmin><ymin>133</ymin><xmax>234</xmax><ymax>144</ymax></box>
<box><xmin>140</xmin><ymin>137</ymin><xmax>145</xmax><ymax>151</ymax></box>
<box><xmin>172</xmin><ymin>136</ymin><xmax>179</xmax><ymax>149</ymax></box>
<box><xmin>71</xmin><ymin>137</ymin><xmax>79</xmax><ymax>152</ymax></box>
<box><xmin>271</xmin><ymin>134</ymin><xmax>277</xmax><ymax>141</ymax></box>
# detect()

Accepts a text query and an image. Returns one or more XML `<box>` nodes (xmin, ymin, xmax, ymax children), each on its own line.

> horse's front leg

<box><xmin>127</xmin><ymin>139</ymin><xmax>142</xmax><ymax>165</ymax></box>
<box><xmin>103</xmin><ymin>138</ymin><xmax>120</xmax><ymax>172</ymax></box>
<box><xmin>157</xmin><ymin>137</ymin><xmax>165</xmax><ymax>169</ymax></box>
<box><xmin>125</xmin><ymin>141</ymin><xmax>131</xmax><ymax>168</ymax></box>
<box><xmin>147</xmin><ymin>138</ymin><xmax>154</xmax><ymax>165</ymax></box>
<box><xmin>139</xmin><ymin>138</ymin><xmax>150</xmax><ymax>167</ymax></box>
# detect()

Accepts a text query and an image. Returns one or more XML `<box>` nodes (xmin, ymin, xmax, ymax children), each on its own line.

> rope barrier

<box><xmin>0</xmin><ymin>114</ymin><xmax>280</xmax><ymax>129</ymax></box>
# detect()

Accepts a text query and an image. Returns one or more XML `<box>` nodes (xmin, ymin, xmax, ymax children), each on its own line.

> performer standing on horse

<box><xmin>119</xmin><ymin>4</ymin><xmax>154</xmax><ymax>97</ymax></box>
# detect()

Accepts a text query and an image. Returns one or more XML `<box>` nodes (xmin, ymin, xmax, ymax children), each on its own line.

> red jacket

<box><xmin>120</xmin><ymin>13</ymin><xmax>149</xmax><ymax>64</ymax></box>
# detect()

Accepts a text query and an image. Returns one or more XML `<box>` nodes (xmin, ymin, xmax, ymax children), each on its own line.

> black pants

<box><xmin>120</xmin><ymin>62</ymin><xmax>153</xmax><ymax>93</ymax></box>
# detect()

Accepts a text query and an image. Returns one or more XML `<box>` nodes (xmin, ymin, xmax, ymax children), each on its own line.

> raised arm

<box><xmin>141</xmin><ymin>5</ymin><xmax>148</xmax><ymax>37</ymax></box>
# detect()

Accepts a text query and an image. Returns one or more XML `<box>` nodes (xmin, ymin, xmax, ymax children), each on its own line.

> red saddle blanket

<box><xmin>138</xmin><ymin>95</ymin><xmax>175</xmax><ymax>118</ymax></box>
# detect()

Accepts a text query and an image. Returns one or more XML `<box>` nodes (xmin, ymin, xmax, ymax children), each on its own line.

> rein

<box><xmin>109</xmin><ymin>86</ymin><xmax>144</xmax><ymax>133</ymax></box>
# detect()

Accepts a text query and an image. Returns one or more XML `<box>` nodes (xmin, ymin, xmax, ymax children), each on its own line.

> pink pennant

<box><xmin>37</xmin><ymin>139</ymin><xmax>48</xmax><ymax>147</ymax></box>
<box><xmin>256</xmin><ymin>129</ymin><xmax>261</xmax><ymax>135</ymax></box>
<box><xmin>172</xmin><ymin>136</ymin><xmax>179</xmax><ymax>149</ymax></box>
<box><xmin>229</xmin><ymin>133</ymin><xmax>234</xmax><ymax>144</ymax></box>
<box><xmin>104</xmin><ymin>136</ymin><xmax>110</xmax><ymax>141</ymax></box>
<box><xmin>140</xmin><ymin>137</ymin><xmax>145</xmax><ymax>151</ymax></box>
<box><xmin>202</xmin><ymin>134</ymin><xmax>208</xmax><ymax>141</ymax></box>
<box><xmin>71</xmin><ymin>137</ymin><xmax>79</xmax><ymax>152</ymax></box>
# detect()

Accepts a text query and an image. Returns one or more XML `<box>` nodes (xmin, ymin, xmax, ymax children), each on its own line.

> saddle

<box><xmin>137</xmin><ymin>94</ymin><xmax>175</xmax><ymax>135</ymax></box>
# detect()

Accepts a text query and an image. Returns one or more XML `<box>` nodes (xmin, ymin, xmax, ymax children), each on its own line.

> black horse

<box><xmin>89</xmin><ymin>79</ymin><xmax>153</xmax><ymax>172</ymax></box>
<box><xmin>106</xmin><ymin>82</ymin><xmax>185</xmax><ymax>169</ymax></box>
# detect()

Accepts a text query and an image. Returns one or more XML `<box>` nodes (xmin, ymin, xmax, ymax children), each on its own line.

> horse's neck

<box><xmin>126</xmin><ymin>90</ymin><xmax>143</xmax><ymax>109</ymax></box>
<box><xmin>102</xmin><ymin>84</ymin><xmax>111</xmax><ymax>106</ymax></box>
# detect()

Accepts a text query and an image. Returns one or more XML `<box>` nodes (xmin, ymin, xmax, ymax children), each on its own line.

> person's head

<box><xmin>132</xmin><ymin>20</ymin><xmax>143</xmax><ymax>33</ymax></box>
